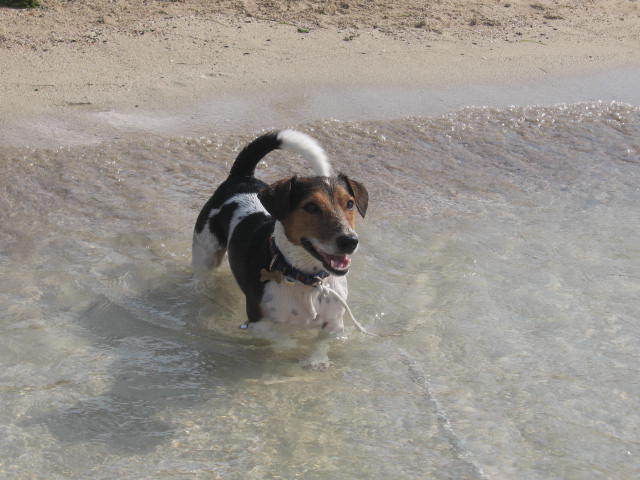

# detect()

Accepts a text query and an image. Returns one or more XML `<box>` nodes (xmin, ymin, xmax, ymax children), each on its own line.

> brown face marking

<box><xmin>282</xmin><ymin>190</ymin><xmax>337</xmax><ymax>245</ymax></box>
<box><xmin>333</xmin><ymin>185</ymin><xmax>357</xmax><ymax>229</ymax></box>
<box><xmin>281</xmin><ymin>178</ymin><xmax>357</xmax><ymax>246</ymax></box>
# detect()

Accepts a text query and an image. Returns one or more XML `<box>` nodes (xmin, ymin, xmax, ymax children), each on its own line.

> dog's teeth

<box><xmin>330</xmin><ymin>256</ymin><xmax>350</xmax><ymax>270</ymax></box>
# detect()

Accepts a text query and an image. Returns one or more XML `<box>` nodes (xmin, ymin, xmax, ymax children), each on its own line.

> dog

<box><xmin>192</xmin><ymin>130</ymin><xmax>368</xmax><ymax>367</ymax></box>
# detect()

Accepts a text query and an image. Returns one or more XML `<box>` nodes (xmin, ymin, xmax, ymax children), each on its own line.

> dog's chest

<box><xmin>260</xmin><ymin>276</ymin><xmax>347</xmax><ymax>329</ymax></box>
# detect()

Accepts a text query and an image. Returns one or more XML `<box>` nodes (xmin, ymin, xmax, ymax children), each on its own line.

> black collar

<box><xmin>268</xmin><ymin>236</ymin><xmax>329</xmax><ymax>286</ymax></box>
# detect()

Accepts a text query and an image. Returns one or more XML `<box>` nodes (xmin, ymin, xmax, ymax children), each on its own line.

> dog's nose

<box><xmin>336</xmin><ymin>234</ymin><xmax>359</xmax><ymax>254</ymax></box>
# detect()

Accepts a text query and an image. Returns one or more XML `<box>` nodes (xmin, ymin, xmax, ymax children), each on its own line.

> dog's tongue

<box><xmin>329</xmin><ymin>254</ymin><xmax>350</xmax><ymax>271</ymax></box>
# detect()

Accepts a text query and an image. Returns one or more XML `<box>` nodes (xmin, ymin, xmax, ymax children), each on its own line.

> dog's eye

<box><xmin>346</xmin><ymin>199</ymin><xmax>355</xmax><ymax>210</ymax></box>
<box><xmin>303</xmin><ymin>202</ymin><xmax>321</xmax><ymax>214</ymax></box>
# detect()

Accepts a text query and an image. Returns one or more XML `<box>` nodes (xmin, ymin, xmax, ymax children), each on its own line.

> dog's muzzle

<box><xmin>336</xmin><ymin>234</ymin><xmax>359</xmax><ymax>254</ymax></box>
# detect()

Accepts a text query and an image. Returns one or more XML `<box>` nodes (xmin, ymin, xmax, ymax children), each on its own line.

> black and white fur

<box><xmin>192</xmin><ymin>130</ymin><xmax>367</xmax><ymax>367</ymax></box>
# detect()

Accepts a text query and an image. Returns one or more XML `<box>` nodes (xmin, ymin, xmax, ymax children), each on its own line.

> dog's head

<box><xmin>259</xmin><ymin>174</ymin><xmax>368</xmax><ymax>275</ymax></box>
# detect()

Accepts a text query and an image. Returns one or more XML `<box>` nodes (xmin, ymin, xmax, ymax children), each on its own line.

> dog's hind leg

<box><xmin>192</xmin><ymin>230</ymin><xmax>226</xmax><ymax>271</ymax></box>
<box><xmin>192</xmin><ymin>209</ymin><xmax>227</xmax><ymax>272</ymax></box>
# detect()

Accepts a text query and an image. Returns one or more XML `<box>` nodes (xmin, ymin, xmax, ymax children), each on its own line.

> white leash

<box><xmin>316</xmin><ymin>283</ymin><xmax>378</xmax><ymax>337</ymax></box>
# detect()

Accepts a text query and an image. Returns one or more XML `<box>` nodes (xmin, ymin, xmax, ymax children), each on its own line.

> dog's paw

<box><xmin>299</xmin><ymin>354</ymin><xmax>333</xmax><ymax>371</ymax></box>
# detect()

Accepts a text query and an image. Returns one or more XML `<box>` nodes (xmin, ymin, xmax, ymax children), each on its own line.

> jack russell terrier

<box><xmin>192</xmin><ymin>130</ymin><xmax>368</xmax><ymax>367</ymax></box>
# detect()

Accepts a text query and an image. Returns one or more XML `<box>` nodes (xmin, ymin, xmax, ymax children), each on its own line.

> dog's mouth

<box><xmin>301</xmin><ymin>238</ymin><xmax>351</xmax><ymax>275</ymax></box>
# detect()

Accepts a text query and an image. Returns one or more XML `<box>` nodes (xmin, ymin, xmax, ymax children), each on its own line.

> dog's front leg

<box><xmin>301</xmin><ymin>329</ymin><xmax>334</xmax><ymax>370</ymax></box>
<box><xmin>300</xmin><ymin>314</ymin><xmax>345</xmax><ymax>370</ymax></box>
<box><xmin>249</xmin><ymin>320</ymin><xmax>298</xmax><ymax>352</ymax></box>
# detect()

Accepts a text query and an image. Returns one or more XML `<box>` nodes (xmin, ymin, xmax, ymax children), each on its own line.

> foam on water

<box><xmin>1</xmin><ymin>102</ymin><xmax>639</xmax><ymax>479</ymax></box>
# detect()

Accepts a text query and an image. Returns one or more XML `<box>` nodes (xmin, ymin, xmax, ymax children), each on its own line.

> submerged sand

<box><xmin>1</xmin><ymin>0</ymin><xmax>639</xmax><ymax>143</ymax></box>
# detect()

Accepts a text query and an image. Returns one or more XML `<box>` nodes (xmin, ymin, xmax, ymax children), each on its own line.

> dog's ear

<box><xmin>258</xmin><ymin>176</ymin><xmax>296</xmax><ymax>220</ymax></box>
<box><xmin>339</xmin><ymin>173</ymin><xmax>368</xmax><ymax>218</ymax></box>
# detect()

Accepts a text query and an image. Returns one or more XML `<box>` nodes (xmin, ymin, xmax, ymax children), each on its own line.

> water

<box><xmin>1</xmin><ymin>101</ymin><xmax>639</xmax><ymax>479</ymax></box>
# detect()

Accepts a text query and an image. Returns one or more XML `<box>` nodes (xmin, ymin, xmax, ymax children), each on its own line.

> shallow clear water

<box><xmin>1</xmin><ymin>102</ymin><xmax>639</xmax><ymax>479</ymax></box>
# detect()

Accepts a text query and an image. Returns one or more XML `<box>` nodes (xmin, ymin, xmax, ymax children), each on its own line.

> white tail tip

<box><xmin>277</xmin><ymin>130</ymin><xmax>333</xmax><ymax>177</ymax></box>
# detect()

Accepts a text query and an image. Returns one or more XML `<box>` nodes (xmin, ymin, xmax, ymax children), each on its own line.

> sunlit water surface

<box><xmin>1</xmin><ymin>102</ymin><xmax>639</xmax><ymax>479</ymax></box>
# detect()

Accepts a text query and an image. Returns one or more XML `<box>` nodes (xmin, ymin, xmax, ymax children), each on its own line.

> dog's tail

<box><xmin>228</xmin><ymin>130</ymin><xmax>332</xmax><ymax>178</ymax></box>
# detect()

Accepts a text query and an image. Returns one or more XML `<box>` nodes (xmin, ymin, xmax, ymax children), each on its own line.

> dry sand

<box><xmin>1</xmin><ymin>0</ymin><xmax>639</xmax><ymax>144</ymax></box>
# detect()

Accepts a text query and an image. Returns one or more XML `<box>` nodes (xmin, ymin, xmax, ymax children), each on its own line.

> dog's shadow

<box><xmin>24</xmin><ymin>264</ymin><xmax>292</xmax><ymax>456</ymax></box>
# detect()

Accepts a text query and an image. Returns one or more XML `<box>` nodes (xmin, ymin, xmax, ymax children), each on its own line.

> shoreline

<box><xmin>3</xmin><ymin>64</ymin><xmax>640</xmax><ymax>149</ymax></box>
<box><xmin>1</xmin><ymin>1</ymin><xmax>639</xmax><ymax>146</ymax></box>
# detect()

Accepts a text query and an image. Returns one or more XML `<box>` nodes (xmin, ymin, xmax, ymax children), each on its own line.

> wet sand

<box><xmin>1</xmin><ymin>0</ymin><xmax>639</xmax><ymax>145</ymax></box>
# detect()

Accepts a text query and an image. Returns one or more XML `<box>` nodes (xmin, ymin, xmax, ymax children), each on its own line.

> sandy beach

<box><xmin>1</xmin><ymin>0</ymin><xmax>639</xmax><ymax>145</ymax></box>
